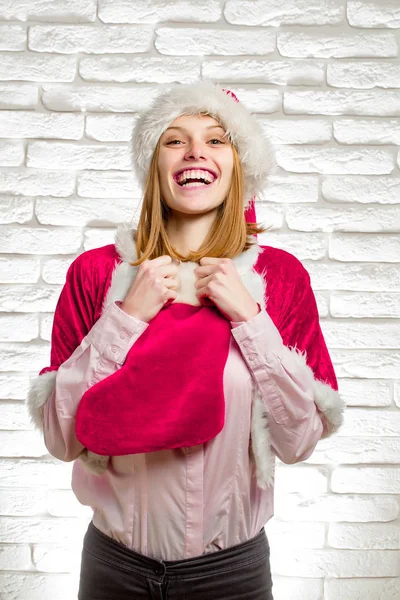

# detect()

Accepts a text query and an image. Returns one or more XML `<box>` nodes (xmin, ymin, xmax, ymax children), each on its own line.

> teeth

<box><xmin>176</xmin><ymin>169</ymin><xmax>215</xmax><ymax>185</ymax></box>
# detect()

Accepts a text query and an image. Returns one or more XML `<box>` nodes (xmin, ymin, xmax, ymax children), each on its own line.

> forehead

<box><xmin>163</xmin><ymin>113</ymin><xmax>226</xmax><ymax>134</ymax></box>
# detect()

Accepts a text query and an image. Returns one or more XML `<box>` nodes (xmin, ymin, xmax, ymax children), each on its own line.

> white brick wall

<box><xmin>0</xmin><ymin>1</ymin><xmax>398</xmax><ymax>599</ymax></box>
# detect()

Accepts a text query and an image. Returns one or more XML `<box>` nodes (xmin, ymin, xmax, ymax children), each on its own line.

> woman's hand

<box><xmin>194</xmin><ymin>257</ymin><xmax>260</xmax><ymax>322</ymax></box>
<box><xmin>120</xmin><ymin>256</ymin><xmax>179</xmax><ymax>322</ymax></box>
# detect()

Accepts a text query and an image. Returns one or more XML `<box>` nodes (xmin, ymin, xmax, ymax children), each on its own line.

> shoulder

<box><xmin>254</xmin><ymin>243</ymin><xmax>310</xmax><ymax>285</ymax></box>
<box><xmin>66</xmin><ymin>243</ymin><xmax>119</xmax><ymax>280</ymax></box>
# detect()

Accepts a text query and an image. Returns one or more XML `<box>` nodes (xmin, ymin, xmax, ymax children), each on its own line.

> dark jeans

<box><xmin>78</xmin><ymin>521</ymin><xmax>274</xmax><ymax>599</ymax></box>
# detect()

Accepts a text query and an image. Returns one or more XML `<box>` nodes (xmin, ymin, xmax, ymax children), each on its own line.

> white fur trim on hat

<box><xmin>130</xmin><ymin>79</ymin><xmax>277</xmax><ymax>206</ymax></box>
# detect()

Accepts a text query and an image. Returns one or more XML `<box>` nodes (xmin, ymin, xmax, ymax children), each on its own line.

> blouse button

<box><xmin>110</xmin><ymin>345</ymin><xmax>119</xmax><ymax>354</ymax></box>
<box><xmin>119</xmin><ymin>331</ymin><xmax>128</xmax><ymax>340</ymax></box>
<box><xmin>248</xmin><ymin>354</ymin><xmax>256</xmax><ymax>362</ymax></box>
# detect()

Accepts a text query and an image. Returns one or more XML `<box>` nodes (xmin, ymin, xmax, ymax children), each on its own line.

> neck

<box><xmin>165</xmin><ymin>210</ymin><xmax>218</xmax><ymax>256</ymax></box>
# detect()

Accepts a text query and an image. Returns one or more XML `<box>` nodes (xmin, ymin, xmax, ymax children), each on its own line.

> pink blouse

<box><xmin>42</xmin><ymin>299</ymin><xmax>323</xmax><ymax>561</ymax></box>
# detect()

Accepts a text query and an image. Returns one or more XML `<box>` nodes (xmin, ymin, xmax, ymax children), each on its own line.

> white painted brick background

<box><xmin>0</xmin><ymin>0</ymin><xmax>399</xmax><ymax>599</ymax></box>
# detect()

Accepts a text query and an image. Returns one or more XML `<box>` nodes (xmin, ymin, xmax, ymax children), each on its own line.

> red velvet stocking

<box><xmin>75</xmin><ymin>303</ymin><xmax>232</xmax><ymax>456</ymax></box>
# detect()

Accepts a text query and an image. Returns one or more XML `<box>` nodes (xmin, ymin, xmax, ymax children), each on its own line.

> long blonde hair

<box><xmin>131</xmin><ymin>127</ymin><xmax>267</xmax><ymax>267</ymax></box>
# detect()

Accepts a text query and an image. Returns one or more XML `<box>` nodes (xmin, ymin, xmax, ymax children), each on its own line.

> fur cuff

<box><xmin>313</xmin><ymin>378</ymin><xmax>345</xmax><ymax>438</ymax></box>
<box><xmin>287</xmin><ymin>345</ymin><xmax>345</xmax><ymax>438</ymax></box>
<box><xmin>26</xmin><ymin>371</ymin><xmax>57</xmax><ymax>432</ymax></box>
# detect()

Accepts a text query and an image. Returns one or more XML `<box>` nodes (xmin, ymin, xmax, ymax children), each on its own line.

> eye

<box><xmin>166</xmin><ymin>138</ymin><xmax>225</xmax><ymax>145</ymax></box>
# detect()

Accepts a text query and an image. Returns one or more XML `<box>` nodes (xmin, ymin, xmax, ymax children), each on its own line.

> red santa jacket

<box><xmin>27</xmin><ymin>214</ymin><xmax>344</xmax><ymax>490</ymax></box>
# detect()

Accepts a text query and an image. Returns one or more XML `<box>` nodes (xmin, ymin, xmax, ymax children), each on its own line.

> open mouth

<box><xmin>173</xmin><ymin>169</ymin><xmax>218</xmax><ymax>189</ymax></box>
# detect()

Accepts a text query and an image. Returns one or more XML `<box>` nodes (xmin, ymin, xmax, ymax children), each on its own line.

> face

<box><xmin>157</xmin><ymin>113</ymin><xmax>234</xmax><ymax>217</ymax></box>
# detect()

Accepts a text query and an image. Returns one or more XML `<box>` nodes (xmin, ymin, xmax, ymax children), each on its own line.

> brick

<box><xmin>309</xmin><ymin>437</ymin><xmax>400</xmax><ymax>465</ymax></box>
<box><xmin>274</xmin><ymin>493</ymin><xmax>399</xmax><ymax>523</ymax></box>
<box><xmin>258</xmin><ymin>231</ymin><xmax>326</xmax><ymax>260</ymax></box>
<box><xmin>0</xmin><ymin>489</ymin><xmax>48</xmax><ymax>516</ymax></box>
<box><xmin>0</xmin><ymin>374</ymin><xmax>31</xmax><ymax>400</ymax></box>
<box><xmin>258</xmin><ymin>175</ymin><xmax>319</xmax><ymax>203</ymax></box>
<box><xmin>202</xmin><ymin>59</ymin><xmax>324</xmax><ymax>87</ymax></box>
<box><xmin>326</xmin><ymin>577</ymin><xmax>400</xmax><ymax>600</ymax></box>
<box><xmin>0</xmin><ymin>197</ymin><xmax>33</xmax><ymax>224</ymax></box>
<box><xmin>0</xmin><ymin>226</ymin><xmax>81</xmax><ymax>255</ymax></box>
<box><xmin>330</xmin><ymin>291</ymin><xmax>400</xmax><ymax>318</ymax></box>
<box><xmin>0</xmin><ymin>170</ymin><xmax>74</xmax><ymax>197</ymax></box>
<box><xmin>334</xmin><ymin>119</ymin><xmax>400</xmax><ymax>145</ymax></box>
<box><xmin>98</xmin><ymin>0</ymin><xmax>222</xmax><ymax>23</ymax></box>
<box><xmin>84</xmin><ymin>227</ymin><xmax>118</xmax><ymax>251</ymax></box>
<box><xmin>348</xmin><ymin>1</ymin><xmax>400</xmax><ymax>28</ymax></box>
<box><xmin>0</xmin><ymin>572</ymin><xmax>78</xmax><ymax>600</ymax></box>
<box><xmin>337</xmin><ymin>409</ymin><xmax>400</xmax><ymax>437</ymax></box>
<box><xmin>328</xmin><ymin>62</ymin><xmax>400</xmax><ymax>89</ymax></box>
<box><xmin>276</xmin><ymin>146</ymin><xmax>393</xmax><ymax>175</ymax></box>
<box><xmin>0</xmin><ymin>517</ymin><xmax>87</xmax><ymax>544</ymax></box>
<box><xmin>0</xmin><ymin>25</ymin><xmax>26</xmax><ymax>50</ymax></box>
<box><xmin>36</xmin><ymin>197</ymin><xmax>138</xmax><ymax>227</ymax></box>
<box><xmin>77</xmin><ymin>170</ymin><xmax>138</xmax><ymax>198</ymax></box>
<box><xmin>0</xmin><ymin>459</ymin><xmax>73</xmax><ymax>489</ymax></box>
<box><xmin>42</xmin><ymin>83</ymin><xmax>160</xmax><ymax>112</ymax></box>
<box><xmin>305</xmin><ymin>261</ymin><xmax>400</xmax><ymax>292</ymax></box>
<box><xmin>395</xmin><ymin>382</ymin><xmax>400</xmax><ymax>407</ymax></box>
<box><xmin>0</xmin><ymin>256</ymin><xmax>37</xmax><ymax>285</ymax></box>
<box><xmin>278</xmin><ymin>29</ymin><xmax>397</xmax><ymax>58</ymax></box>
<box><xmin>330</xmin><ymin>349</ymin><xmax>400</xmax><ymax>379</ymax></box>
<box><xmin>85</xmin><ymin>114</ymin><xmax>137</xmax><ymax>142</ymax></box>
<box><xmin>265</xmin><ymin>520</ymin><xmax>325</xmax><ymax>549</ymax></box>
<box><xmin>0</xmin><ymin>430</ymin><xmax>48</xmax><ymax>457</ymax></box>
<box><xmin>225</xmin><ymin>0</ymin><xmax>345</xmax><ymax>26</ymax></box>
<box><xmin>0</xmin><ymin>401</ymin><xmax>33</xmax><ymax>430</ymax></box>
<box><xmin>321</xmin><ymin>321</ymin><xmax>400</xmax><ymax>349</ymax></box>
<box><xmin>40</xmin><ymin>314</ymin><xmax>53</xmax><ymax>341</ymax></box>
<box><xmin>0</xmin><ymin>0</ymin><xmax>96</xmax><ymax>22</ymax></box>
<box><xmin>328</xmin><ymin>523</ymin><xmax>400</xmax><ymax>549</ymax></box>
<box><xmin>272</xmin><ymin>577</ymin><xmax>323</xmax><ymax>600</ymax></box>
<box><xmin>329</xmin><ymin>234</ymin><xmax>400</xmax><ymax>262</ymax></box>
<box><xmin>0</xmin><ymin>545</ymin><xmax>31</xmax><ymax>570</ymax></box>
<box><xmin>0</xmin><ymin>314</ymin><xmax>38</xmax><ymax>342</ymax></box>
<box><xmin>0</xmin><ymin>53</ymin><xmax>75</xmax><ymax>82</ymax></box>
<box><xmin>29</xmin><ymin>24</ymin><xmax>152</xmax><ymax>54</ymax></box>
<box><xmin>0</xmin><ymin>83</ymin><xmax>37</xmax><ymax>109</ymax></box>
<box><xmin>80</xmin><ymin>56</ymin><xmax>200</xmax><ymax>83</ymax></box>
<box><xmin>258</xmin><ymin>117</ymin><xmax>332</xmax><ymax>146</ymax></box>
<box><xmin>47</xmin><ymin>490</ymin><xmax>92</xmax><ymax>518</ymax></box>
<box><xmin>252</xmin><ymin>203</ymin><xmax>283</xmax><ymax>230</ymax></box>
<box><xmin>335</xmin><ymin>378</ymin><xmax>391</xmax><ymax>407</ymax></box>
<box><xmin>27</xmin><ymin>141</ymin><xmax>130</xmax><ymax>170</ymax></box>
<box><xmin>271</xmin><ymin>548</ymin><xmax>399</xmax><ymax>577</ymax></box>
<box><xmin>287</xmin><ymin>205</ymin><xmax>400</xmax><ymax>232</ymax></box>
<box><xmin>331</xmin><ymin>467</ymin><xmax>400</xmax><ymax>493</ymax></box>
<box><xmin>285</xmin><ymin>90</ymin><xmax>400</xmax><ymax>117</ymax></box>
<box><xmin>275</xmin><ymin>465</ymin><xmax>328</xmax><ymax>495</ymax></box>
<box><xmin>0</xmin><ymin>110</ymin><xmax>83</xmax><ymax>139</ymax></box>
<box><xmin>0</xmin><ymin>287</ymin><xmax>61</xmax><ymax>314</ymax></box>
<box><xmin>323</xmin><ymin>175</ymin><xmax>400</xmax><ymax>204</ymax></box>
<box><xmin>155</xmin><ymin>27</ymin><xmax>276</xmax><ymax>56</ymax></box>
<box><xmin>33</xmin><ymin>542</ymin><xmax>86</xmax><ymax>572</ymax></box>
<box><xmin>0</xmin><ymin>140</ymin><xmax>24</xmax><ymax>166</ymax></box>
<box><xmin>41</xmin><ymin>257</ymin><xmax>73</xmax><ymax>284</ymax></box>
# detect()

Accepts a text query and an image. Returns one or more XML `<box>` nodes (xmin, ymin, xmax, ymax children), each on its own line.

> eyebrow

<box><xmin>164</xmin><ymin>125</ymin><xmax>226</xmax><ymax>133</ymax></box>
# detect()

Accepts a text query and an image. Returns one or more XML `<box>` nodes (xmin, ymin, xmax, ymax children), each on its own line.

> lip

<box><xmin>173</xmin><ymin>167</ymin><xmax>218</xmax><ymax>183</ymax></box>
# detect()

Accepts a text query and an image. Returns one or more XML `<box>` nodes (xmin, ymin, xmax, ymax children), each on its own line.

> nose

<box><xmin>184</xmin><ymin>141</ymin><xmax>207</xmax><ymax>161</ymax></box>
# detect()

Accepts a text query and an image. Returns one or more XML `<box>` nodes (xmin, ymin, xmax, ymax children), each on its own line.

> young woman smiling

<box><xmin>27</xmin><ymin>80</ymin><xmax>344</xmax><ymax>600</ymax></box>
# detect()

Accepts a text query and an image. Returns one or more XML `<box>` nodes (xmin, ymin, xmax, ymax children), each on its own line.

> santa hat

<box><xmin>129</xmin><ymin>79</ymin><xmax>277</xmax><ymax>214</ymax></box>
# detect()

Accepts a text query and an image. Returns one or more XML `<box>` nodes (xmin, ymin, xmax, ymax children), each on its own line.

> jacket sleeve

<box><xmin>26</xmin><ymin>254</ymin><xmax>148</xmax><ymax>462</ymax></box>
<box><xmin>231</xmin><ymin>263</ymin><xmax>344</xmax><ymax>465</ymax></box>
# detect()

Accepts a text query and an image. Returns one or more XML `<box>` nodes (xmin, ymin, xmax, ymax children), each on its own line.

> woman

<box><xmin>27</xmin><ymin>80</ymin><xmax>344</xmax><ymax>599</ymax></box>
